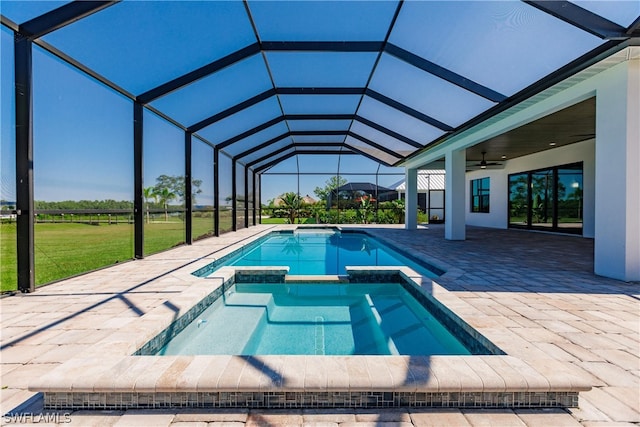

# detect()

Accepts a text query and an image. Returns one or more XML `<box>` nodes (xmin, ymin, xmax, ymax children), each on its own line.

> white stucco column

<box><xmin>445</xmin><ymin>149</ymin><xmax>466</xmax><ymax>240</ymax></box>
<box><xmin>594</xmin><ymin>58</ymin><xmax>640</xmax><ymax>281</ymax></box>
<box><xmin>404</xmin><ymin>168</ymin><xmax>418</xmax><ymax>230</ymax></box>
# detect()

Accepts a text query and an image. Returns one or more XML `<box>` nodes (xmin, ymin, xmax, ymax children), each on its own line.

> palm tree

<box><xmin>279</xmin><ymin>192</ymin><xmax>301</xmax><ymax>224</ymax></box>
<box><xmin>310</xmin><ymin>202</ymin><xmax>326</xmax><ymax>224</ymax></box>
<box><xmin>143</xmin><ymin>187</ymin><xmax>155</xmax><ymax>224</ymax></box>
<box><xmin>157</xmin><ymin>187</ymin><xmax>176</xmax><ymax>222</ymax></box>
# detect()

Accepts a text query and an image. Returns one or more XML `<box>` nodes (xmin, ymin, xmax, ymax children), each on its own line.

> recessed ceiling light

<box><xmin>501</xmin><ymin>155</ymin><xmax>507</xmax><ymax>159</ymax></box>
<box><xmin>549</xmin><ymin>142</ymin><xmax>557</xmax><ymax>146</ymax></box>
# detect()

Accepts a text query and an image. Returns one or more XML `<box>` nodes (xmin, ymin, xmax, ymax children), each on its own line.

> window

<box><xmin>471</xmin><ymin>177</ymin><xmax>490</xmax><ymax>213</ymax></box>
<box><xmin>508</xmin><ymin>162</ymin><xmax>583</xmax><ymax>234</ymax></box>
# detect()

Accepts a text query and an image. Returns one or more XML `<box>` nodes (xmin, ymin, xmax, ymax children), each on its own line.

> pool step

<box><xmin>285</xmin><ymin>274</ymin><xmax>348</xmax><ymax>283</ymax></box>
<box><xmin>159</xmin><ymin>293</ymin><xmax>271</xmax><ymax>355</ymax></box>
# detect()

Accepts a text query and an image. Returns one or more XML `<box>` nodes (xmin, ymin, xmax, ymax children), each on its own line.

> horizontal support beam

<box><xmin>366</xmin><ymin>89</ymin><xmax>454</xmax><ymax>132</ymax></box>
<box><xmin>253</xmin><ymin>151</ymin><xmax>298</xmax><ymax>173</ymax></box>
<box><xmin>385</xmin><ymin>43</ymin><xmax>506</xmax><ymax>102</ymax></box>
<box><xmin>402</xmin><ymin>39</ymin><xmax>629</xmax><ymax>163</ymax></box>
<box><xmin>232</xmin><ymin>133</ymin><xmax>292</xmax><ymax>161</ymax></box>
<box><xmin>34</xmin><ymin>39</ymin><xmax>135</xmax><ymax>100</ymax></box>
<box><xmin>188</xmin><ymin>84</ymin><xmax>456</xmax><ymax>144</ymax></box>
<box><xmin>216</xmin><ymin>116</ymin><xmax>285</xmax><ymax>150</ymax></box>
<box><xmin>246</xmin><ymin>145</ymin><xmax>296</xmax><ymax>168</ymax></box>
<box><xmin>285</xmin><ymin>114</ymin><xmax>354</xmax><ymax>120</ymax></box>
<box><xmin>354</xmin><ymin>116</ymin><xmax>423</xmax><ymax>149</ymax></box>
<box><xmin>245</xmin><ymin>142</ymin><xmax>346</xmax><ymax>167</ymax></box>
<box><xmin>190</xmin><ymin>89</ymin><xmax>276</xmax><ymax>133</ymax></box>
<box><xmin>292</xmin><ymin>130</ymin><xmax>346</xmax><ymax>136</ymax></box>
<box><xmin>346</xmin><ymin>131</ymin><xmax>403</xmax><ymax>159</ymax></box>
<box><xmin>342</xmin><ymin>142</ymin><xmax>395</xmax><ymax>167</ymax></box>
<box><xmin>524</xmin><ymin>1</ymin><xmax>628</xmax><ymax>39</ymax></box>
<box><xmin>138</xmin><ymin>43</ymin><xmax>262</xmax><ymax>104</ymax></box>
<box><xmin>276</xmin><ymin>87</ymin><xmax>365</xmax><ymax>95</ymax></box>
<box><xmin>19</xmin><ymin>1</ymin><xmax>116</xmax><ymax>39</ymax></box>
<box><xmin>254</xmin><ymin>149</ymin><xmax>353</xmax><ymax>173</ymax></box>
<box><xmin>189</xmin><ymin>89</ymin><xmax>360</xmax><ymax>133</ymax></box>
<box><xmin>261</xmin><ymin>41</ymin><xmax>384</xmax><ymax>52</ymax></box>
<box><xmin>231</xmin><ymin>123</ymin><xmax>410</xmax><ymax>166</ymax></box>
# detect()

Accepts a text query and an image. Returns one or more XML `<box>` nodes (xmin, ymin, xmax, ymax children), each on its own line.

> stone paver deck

<box><xmin>1</xmin><ymin>224</ymin><xmax>638</xmax><ymax>426</ymax></box>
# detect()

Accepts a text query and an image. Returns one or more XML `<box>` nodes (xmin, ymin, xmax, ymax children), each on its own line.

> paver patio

<box><xmin>1</xmin><ymin>225</ymin><xmax>638</xmax><ymax>426</ymax></box>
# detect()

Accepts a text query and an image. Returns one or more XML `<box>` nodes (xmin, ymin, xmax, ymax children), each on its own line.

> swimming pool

<box><xmin>145</xmin><ymin>228</ymin><xmax>499</xmax><ymax>358</ymax></box>
<box><xmin>157</xmin><ymin>282</ymin><xmax>471</xmax><ymax>356</ymax></box>
<box><xmin>194</xmin><ymin>229</ymin><xmax>442</xmax><ymax>278</ymax></box>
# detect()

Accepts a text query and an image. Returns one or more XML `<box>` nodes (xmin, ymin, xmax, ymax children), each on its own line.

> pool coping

<box><xmin>28</xmin><ymin>228</ymin><xmax>593</xmax><ymax>410</ymax></box>
<box><xmin>28</xmin><ymin>277</ymin><xmax>592</xmax><ymax>409</ymax></box>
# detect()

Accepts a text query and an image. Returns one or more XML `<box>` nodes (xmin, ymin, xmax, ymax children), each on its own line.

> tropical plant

<box><xmin>143</xmin><ymin>187</ymin><xmax>155</xmax><ymax>224</ymax></box>
<box><xmin>378</xmin><ymin>199</ymin><xmax>405</xmax><ymax>224</ymax></box>
<box><xmin>157</xmin><ymin>187</ymin><xmax>176</xmax><ymax>222</ymax></box>
<box><xmin>309</xmin><ymin>202</ymin><xmax>327</xmax><ymax>224</ymax></box>
<box><xmin>277</xmin><ymin>192</ymin><xmax>301</xmax><ymax>224</ymax></box>
<box><xmin>340</xmin><ymin>209</ymin><xmax>358</xmax><ymax>224</ymax></box>
<box><xmin>356</xmin><ymin>195</ymin><xmax>374</xmax><ymax>224</ymax></box>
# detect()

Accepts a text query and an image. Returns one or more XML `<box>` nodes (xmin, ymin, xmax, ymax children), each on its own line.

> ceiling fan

<box><xmin>474</xmin><ymin>151</ymin><xmax>502</xmax><ymax>169</ymax></box>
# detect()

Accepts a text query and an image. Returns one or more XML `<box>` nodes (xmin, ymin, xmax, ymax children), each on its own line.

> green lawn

<box><xmin>0</xmin><ymin>216</ymin><xmax>222</xmax><ymax>292</ymax></box>
<box><xmin>1</xmin><ymin>223</ymin><xmax>18</xmax><ymax>292</ymax></box>
<box><xmin>1</xmin><ymin>222</ymin><xmax>134</xmax><ymax>292</ymax></box>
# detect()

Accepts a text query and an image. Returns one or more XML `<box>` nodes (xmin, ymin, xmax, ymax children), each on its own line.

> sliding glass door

<box><xmin>508</xmin><ymin>163</ymin><xmax>583</xmax><ymax>234</ymax></box>
<box><xmin>531</xmin><ymin>169</ymin><xmax>554</xmax><ymax>228</ymax></box>
<box><xmin>509</xmin><ymin>173</ymin><xmax>529</xmax><ymax>227</ymax></box>
<box><xmin>557</xmin><ymin>165</ymin><xmax>583</xmax><ymax>232</ymax></box>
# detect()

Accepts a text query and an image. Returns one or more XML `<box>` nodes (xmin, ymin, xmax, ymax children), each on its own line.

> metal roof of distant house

<box><xmin>393</xmin><ymin>170</ymin><xmax>445</xmax><ymax>192</ymax></box>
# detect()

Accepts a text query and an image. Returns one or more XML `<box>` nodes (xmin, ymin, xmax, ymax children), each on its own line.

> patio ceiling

<box><xmin>465</xmin><ymin>96</ymin><xmax>596</xmax><ymax>168</ymax></box>
<box><xmin>2</xmin><ymin>0</ymin><xmax>639</xmax><ymax>173</ymax></box>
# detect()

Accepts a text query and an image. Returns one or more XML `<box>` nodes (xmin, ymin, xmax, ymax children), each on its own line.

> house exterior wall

<box><xmin>465</xmin><ymin>139</ymin><xmax>595</xmax><ymax>237</ymax></box>
<box><xmin>404</xmin><ymin>47</ymin><xmax>638</xmax><ymax>280</ymax></box>
<box><xmin>593</xmin><ymin>57</ymin><xmax>640</xmax><ymax>281</ymax></box>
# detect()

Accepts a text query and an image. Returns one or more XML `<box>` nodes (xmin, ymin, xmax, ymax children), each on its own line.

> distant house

<box><xmin>392</xmin><ymin>170</ymin><xmax>446</xmax><ymax>221</ymax></box>
<box><xmin>0</xmin><ymin>200</ymin><xmax>17</xmax><ymax>220</ymax></box>
<box><xmin>272</xmin><ymin>194</ymin><xmax>317</xmax><ymax>207</ymax></box>
<box><xmin>301</xmin><ymin>195</ymin><xmax>317</xmax><ymax>205</ymax></box>
<box><xmin>327</xmin><ymin>183</ymin><xmax>396</xmax><ymax>208</ymax></box>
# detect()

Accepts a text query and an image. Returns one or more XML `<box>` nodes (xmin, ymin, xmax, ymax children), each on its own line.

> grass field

<box><xmin>0</xmin><ymin>216</ymin><xmax>225</xmax><ymax>292</ymax></box>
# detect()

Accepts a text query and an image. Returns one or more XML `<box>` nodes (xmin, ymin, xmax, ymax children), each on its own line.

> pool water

<box><xmin>157</xmin><ymin>282</ymin><xmax>471</xmax><ymax>356</ymax></box>
<box><xmin>220</xmin><ymin>230</ymin><xmax>438</xmax><ymax>277</ymax></box>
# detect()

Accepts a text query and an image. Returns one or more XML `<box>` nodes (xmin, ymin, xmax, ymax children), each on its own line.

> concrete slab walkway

<box><xmin>1</xmin><ymin>224</ymin><xmax>638</xmax><ymax>426</ymax></box>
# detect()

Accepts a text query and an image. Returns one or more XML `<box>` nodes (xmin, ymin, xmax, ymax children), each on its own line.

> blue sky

<box><xmin>1</xmin><ymin>0</ymin><xmax>637</xmax><ymax>205</ymax></box>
